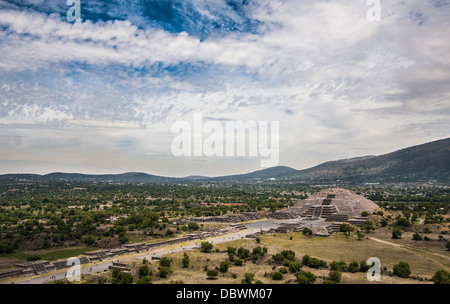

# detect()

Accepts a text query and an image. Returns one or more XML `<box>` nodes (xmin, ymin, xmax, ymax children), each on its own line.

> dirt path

<box><xmin>368</xmin><ymin>237</ymin><xmax>450</xmax><ymax>262</ymax></box>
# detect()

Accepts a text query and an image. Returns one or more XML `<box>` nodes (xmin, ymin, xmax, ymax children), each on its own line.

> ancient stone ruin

<box><xmin>289</xmin><ymin>188</ymin><xmax>379</xmax><ymax>221</ymax></box>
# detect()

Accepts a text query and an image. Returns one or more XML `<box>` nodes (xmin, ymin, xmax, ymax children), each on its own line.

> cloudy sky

<box><xmin>0</xmin><ymin>0</ymin><xmax>449</xmax><ymax>177</ymax></box>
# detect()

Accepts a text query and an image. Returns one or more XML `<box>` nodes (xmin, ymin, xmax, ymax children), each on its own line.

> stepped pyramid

<box><xmin>288</xmin><ymin>188</ymin><xmax>379</xmax><ymax>219</ymax></box>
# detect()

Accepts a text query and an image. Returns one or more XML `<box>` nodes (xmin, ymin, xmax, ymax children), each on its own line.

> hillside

<box><xmin>0</xmin><ymin>138</ymin><xmax>448</xmax><ymax>184</ymax></box>
<box><xmin>284</xmin><ymin>138</ymin><xmax>450</xmax><ymax>183</ymax></box>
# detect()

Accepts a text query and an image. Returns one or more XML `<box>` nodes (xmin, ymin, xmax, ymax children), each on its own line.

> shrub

<box><xmin>330</xmin><ymin>261</ymin><xmax>341</xmax><ymax>271</ymax></box>
<box><xmin>272</xmin><ymin>272</ymin><xmax>283</xmax><ymax>280</ymax></box>
<box><xmin>237</xmin><ymin>247</ymin><xmax>250</xmax><ymax>260</ymax></box>
<box><xmin>252</xmin><ymin>246</ymin><xmax>262</xmax><ymax>256</ymax></box>
<box><xmin>242</xmin><ymin>273</ymin><xmax>255</xmax><ymax>284</ymax></box>
<box><xmin>272</xmin><ymin>253</ymin><xmax>284</xmax><ymax>263</ymax></box>
<box><xmin>136</xmin><ymin>276</ymin><xmax>152</xmax><ymax>284</ymax></box>
<box><xmin>359</xmin><ymin>261</ymin><xmax>370</xmax><ymax>273</ymax></box>
<box><xmin>27</xmin><ymin>255</ymin><xmax>41</xmax><ymax>262</ymax></box>
<box><xmin>182</xmin><ymin>253</ymin><xmax>190</xmax><ymax>268</ymax></box>
<box><xmin>393</xmin><ymin>262</ymin><xmax>411</xmax><ymax>278</ymax></box>
<box><xmin>112</xmin><ymin>269</ymin><xmax>134</xmax><ymax>284</ymax></box>
<box><xmin>357</xmin><ymin>232</ymin><xmax>365</xmax><ymax>241</ymax></box>
<box><xmin>207</xmin><ymin>270</ymin><xmax>218</xmax><ymax>280</ymax></box>
<box><xmin>138</xmin><ymin>265</ymin><xmax>149</xmax><ymax>278</ymax></box>
<box><xmin>340</xmin><ymin>224</ymin><xmax>354</xmax><ymax>238</ymax></box>
<box><xmin>423</xmin><ymin>227</ymin><xmax>432</xmax><ymax>234</ymax></box>
<box><xmin>279</xmin><ymin>267</ymin><xmax>288</xmax><ymax>274</ymax></box>
<box><xmin>287</xmin><ymin>261</ymin><xmax>300</xmax><ymax>273</ymax></box>
<box><xmin>302</xmin><ymin>254</ymin><xmax>311</xmax><ymax>266</ymax></box>
<box><xmin>120</xmin><ymin>272</ymin><xmax>134</xmax><ymax>284</ymax></box>
<box><xmin>302</xmin><ymin>227</ymin><xmax>312</xmax><ymax>237</ymax></box>
<box><xmin>219</xmin><ymin>261</ymin><xmax>229</xmax><ymax>273</ymax></box>
<box><xmin>307</xmin><ymin>257</ymin><xmax>321</xmax><ymax>269</ymax></box>
<box><xmin>296</xmin><ymin>275</ymin><xmax>310</xmax><ymax>284</ymax></box>
<box><xmin>159</xmin><ymin>266</ymin><xmax>170</xmax><ymax>278</ymax></box>
<box><xmin>395</xmin><ymin>218</ymin><xmax>411</xmax><ymax>228</ymax></box>
<box><xmin>227</xmin><ymin>246</ymin><xmax>237</xmax><ymax>255</ymax></box>
<box><xmin>200</xmin><ymin>242</ymin><xmax>213</xmax><ymax>253</ymax></box>
<box><xmin>392</xmin><ymin>228</ymin><xmax>402</xmax><ymax>239</ymax></box>
<box><xmin>432</xmin><ymin>270</ymin><xmax>450</xmax><ymax>284</ymax></box>
<box><xmin>280</xmin><ymin>250</ymin><xmax>295</xmax><ymax>261</ymax></box>
<box><xmin>297</xmin><ymin>270</ymin><xmax>317</xmax><ymax>284</ymax></box>
<box><xmin>188</xmin><ymin>222</ymin><xmax>200</xmax><ymax>231</ymax></box>
<box><xmin>328</xmin><ymin>270</ymin><xmax>341</xmax><ymax>283</ymax></box>
<box><xmin>348</xmin><ymin>261</ymin><xmax>359</xmax><ymax>273</ymax></box>
<box><xmin>412</xmin><ymin>233</ymin><xmax>423</xmax><ymax>241</ymax></box>
<box><xmin>234</xmin><ymin>259</ymin><xmax>243</xmax><ymax>266</ymax></box>
<box><xmin>159</xmin><ymin>257</ymin><xmax>173</xmax><ymax>268</ymax></box>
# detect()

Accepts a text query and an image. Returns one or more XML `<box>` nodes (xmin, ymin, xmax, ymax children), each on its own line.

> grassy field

<box><xmin>0</xmin><ymin>246</ymin><xmax>92</xmax><ymax>270</ymax></box>
<box><xmin>130</xmin><ymin>231</ymin><xmax>449</xmax><ymax>284</ymax></box>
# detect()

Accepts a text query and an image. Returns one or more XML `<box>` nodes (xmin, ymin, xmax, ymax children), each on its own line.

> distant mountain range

<box><xmin>1</xmin><ymin>138</ymin><xmax>449</xmax><ymax>184</ymax></box>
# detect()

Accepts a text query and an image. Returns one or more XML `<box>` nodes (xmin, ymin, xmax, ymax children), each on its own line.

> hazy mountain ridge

<box><xmin>284</xmin><ymin>138</ymin><xmax>450</xmax><ymax>183</ymax></box>
<box><xmin>1</xmin><ymin>138</ymin><xmax>449</xmax><ymax>184</ymax></box>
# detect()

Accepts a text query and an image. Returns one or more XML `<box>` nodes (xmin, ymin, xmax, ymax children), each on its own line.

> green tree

<box><xmin>188</xmin><ymin>222</ymin><xmax>200</xmax><ymax>231</ymax></box>
<box><xmin>241</xmin><ymin>272</ymin><xmax>255</xmax><ymax>284</ymax></box>
<box><xmin>207</xmin><ymin>269</ymin><xmax>218</xmax><ymax>280</ymax></box>
<box><xmin>359</xmin><ymin>261</ymin><xmax>369</xmax><ymax>273</ymax></box>
<box><xmin>182</xmin><ymin>253</ymin><xmax>190</xmax><ymax>268</ymax></box>
<box><xmin>272</xmin><ymin>272</ymin><xmax>283</xmax><ymax>280</ymax></box>
<box><xmin>237</xmin><ymin>247</ymin><xmax>250</xmax><ymax>260</ymax></box>
<box><xmin>138</xmin><ymin>265</ymin><xmax>149</xmax><ymax>278</ymax></box>
<box><xmin>412</xmin><ymin>233</ymin><xmax>423</xmax><ymax>241</ymax></box>
<box><xmin>393</xmin><ymin>262</ymin><xmax>411</xmax><ymax>278</ymax></box>
<box><xmin>297</xmin><ymin>270</ymin><xmax>316</xmax><ymax>284</ymax></box>
<box><xmin>234</xmin><ymin>258</ymin><xmax>243</xmax><ymax>266</ymax></box>
<box><xmin>392</xmin><ymin>228</ymin><xmax>402</xmax><ymax>239</ymax></box>
<box><xmin>432</xmin><ymin>270</ymin><xmax>450</xmax><ymax>284</ymax></box>
<box><xmin>339</xmin><ymin>224</ymin><xmax>354</xmax><ymax>238</ymax></box>
<box><xmin>302</xmin><ymin>227</ymin><xmax>313</xmax><ymax>237</ymax></box>
<box><xmin>357</xmin><ymin>231</ymin><xmax>365</xmax><ymax>241</ymax></box>
<box><xmin>159</xmin><ymin>266</ymin><xmax>170</xmax><ymax>278</ymax></box>
<box><xmin>219</xmin><ymin>261</ymin><xmax>229</xmax><ymax>273</ymax></box>
<box><xmin>200</xmin><ymin>242</ymin><xmax>213</xmax><ymax>253</ymax></box>
<box><xmin>227</xmin><ymin>246</ymin><xmax>237</xmax><ymax>255</ymax></box>
<box><xmin>329</xmin><ymin>270</ymin><xmax>341</xmax><ymax>283</ymax></box>
<box><xmin>136</xmin><ymin>276</ymin><xmax>152</xmax><ymax>284</ymax></box>
<box><xmin>364</xmin><ymin>220</ymin><xmax>375</xmax><ymax>233</ymax></box>
<box><xmin>160</xmin><ymin>256</ymin><xmax>173</xmax><ymax>268</ymax></box>
<box><xmin>348</xmin><ymin>261</ymin><xmax>359</xmax><ymax>273</ymax></box>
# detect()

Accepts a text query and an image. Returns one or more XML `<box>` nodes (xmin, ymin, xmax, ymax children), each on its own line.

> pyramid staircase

<box><xmin>326</xmin><ymin>223</ymin><xmax>343</xmax><ymax>234</ymax></box>
<box><xmin>325</xmin><ymin>214</ymin><xmax>349</xmax><ymax>222</ymax></box>
<box><xmin>302</xmin><ymin>205</ymin><xmax>337</xmax><ymax>219</ymax></box>
<box><xmin>32</xmin><ymin>262</ymin><xmax>47</xmax><ymax>275</ymax></box>
<box><xmin>347</xmin><ymin>217</ymin><xmax>368</xmax><ymax>228</ymax></box>
<box><xmin>97</xmin><ymin>251</ymin><xmax>110</xmax><ymax>261</ymax></box>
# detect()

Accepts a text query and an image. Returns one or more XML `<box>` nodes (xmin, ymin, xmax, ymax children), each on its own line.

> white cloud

<box><xmin>0</xmin><ymin>0</ymin><xmax>449</xmax><ymax>175</ymax></box>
